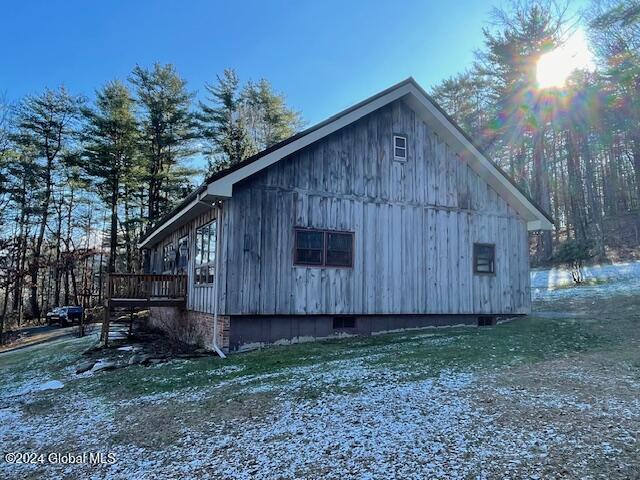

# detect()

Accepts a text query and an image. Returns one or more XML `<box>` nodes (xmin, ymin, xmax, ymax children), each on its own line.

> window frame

<box><xmin>194</xmin><ymin>220</ymin><xmax>218</xmax><ymax>286</ymax></box>
<box><xmin>473</xmin><ymin>243</ymin><xmax>496</xmax><ymax>275</ymax></box>
<box><xmin>293</xmin><ymin>228</ymin><xmax>354</xmax><ymax>269</ymax></box>
<box><xmin>162</xmin><ymin>243</ymin><xmax>175</xmax><ymax>273</ymax></box>
<box><xmin>177</xmin><ymin>235</ymin><xmax>189</xmax><ymax>273</ymax></box>
<box><xmin>293</xmin><ymin>228</ymin><xmax>325</xmax><ymax>266</ymax></box>
<box><xmin>393</xmin><ymin>134</ymin><xmax>408</xmax><ymax>162</ymax></box>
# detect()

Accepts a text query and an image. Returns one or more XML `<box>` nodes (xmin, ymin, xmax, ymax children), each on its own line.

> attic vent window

<box><xmin>393</xmin><ymin>135</ymin><xmax>407</xmax><ymax>161</ymax></box>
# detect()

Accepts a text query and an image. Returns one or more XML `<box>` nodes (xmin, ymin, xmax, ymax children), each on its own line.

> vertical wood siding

<box><xmin>151</xmin><ymin>98</ymin><xmax>531</xmax><ymax>316</ymax></box>
<box><xmin>218</xmin><ymin>99</ymin><xmax>531</xmax><ymax>316</ymax></box>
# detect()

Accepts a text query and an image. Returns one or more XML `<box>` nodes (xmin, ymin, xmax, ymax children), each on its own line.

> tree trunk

<box><xmin>566</xmin><ymin>131</ymin><xmax>587</xmax><ymax>242</ymax></box>
<box><xmin>108</xmin><ymin>179</ymin><xmax>119</xmax><ymax>274</ymax></box>
<box><xmin>532</xmin><ymin>128</ymin><xmax>552</xmax><ymax>262</ymax></box>
<box><xmin>30</xmin><ymin>154</ymin><xmax>55</xmax><ymax>320</ymax></box>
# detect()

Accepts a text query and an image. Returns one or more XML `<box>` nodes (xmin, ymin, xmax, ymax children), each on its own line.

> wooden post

<box><xmin>128</xmin><ymin>307</ymin><xmax>134</xmax><ymax>338</ymax></box>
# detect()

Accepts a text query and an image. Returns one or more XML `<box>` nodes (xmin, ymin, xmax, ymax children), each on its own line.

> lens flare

<box><xmin>537</xmin><ymin>30</ymin><xmax>595</xmax><ymax>89</ymax></box>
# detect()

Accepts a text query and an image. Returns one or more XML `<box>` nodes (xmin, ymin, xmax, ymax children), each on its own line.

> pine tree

<box><xmin>474</xmin><ymin>1</ymin><xmax>568</xmax><ymax>262</ymax></box>
<box><xmin>198</xmin><ymin>69</ymin><xmax>255</xmax><ymax>173</ymax></box>
<box><xmin>241</xmin><ymin>78</ymin><xmax>303</xmax><ymax>149</ymax></box>
<box><xmin>11</xmin><ymin>87</ymin><xmax>83</xmax><ymax>318</ymax></box>
<box><xmin>82</xmin><ymin>80</ymin><xmax>138</xmax><ymax>273</ymax></box>
<box><xmin>130</xmin><ymin>63</ymin><xmax>197</xmax><ymax>224</ymax></box>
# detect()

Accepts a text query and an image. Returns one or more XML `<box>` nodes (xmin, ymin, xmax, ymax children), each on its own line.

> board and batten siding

<box><xmin>216</xmin><ymin>99</ymin><xmax>531</xmax><ymax>316</ymax></box>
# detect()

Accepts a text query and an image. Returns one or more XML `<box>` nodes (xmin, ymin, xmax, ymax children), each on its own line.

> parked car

<box><xmin>46</xmin><ymin>306</ymin><xmax>83</xmax><ymax>326</ymax></box>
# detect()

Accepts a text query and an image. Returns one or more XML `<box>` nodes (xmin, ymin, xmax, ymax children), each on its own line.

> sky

<box><xmin>1</xmin><ymin>0</ymin><xmax>592</xmax><ymax>126</ymax></box>
<box><xmin>0</xmin><ymin>0</ymin><xmax>505</xmax><ymax>124</ymax></box>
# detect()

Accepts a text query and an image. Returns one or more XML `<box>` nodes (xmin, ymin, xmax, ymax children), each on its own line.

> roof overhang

<box><xmin>139</xmin><ymin>78</ymin><xmax>553</xmax><ymax>248</ymax></box>
<box><xmin>138</xmin><ymin>189</ymin><xmax>218</xmax><ymax>249</ymax></box>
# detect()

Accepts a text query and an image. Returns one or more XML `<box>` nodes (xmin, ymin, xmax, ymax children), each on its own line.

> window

<box><xmin>474</xmin><ymin>243</ymin><xmax>495</xmax><ymax>274</ymax></box>
<box><xmin>162</xmin><ymin>243</ymin><xmax>175</xmax><ymax>273</ymax></box>
<box><xmin>333</xmin><ymin>316</ymin><xmax>356</xmax><ymax>329</ymax></box>
<box><xmin>393</xmin><ymin>134</ymin><xmax>407</xmax><ymax>161</ymax></box>
<box><xmin>326</xmin><ymin>232</ymin><xmax>353</xmax><ymax>267</ymax></box>
<box><xmin>294</xmin><ymin>230</ymin><xmax>324</xmax><ymax>266</ymax></box>
<box><xmin>177</xmin><ymin>235</ymin><xmax>189</xmax><ymax>272</ymax></box>
<box><xmin>194</xmin><ymin>220</ymin><xmax>217</xmax><ymax>285</ymax></box>
<box><xmin>294</xmin><ymin>229</ymin><xmax>354</xmax><ymax>268</ymax></box>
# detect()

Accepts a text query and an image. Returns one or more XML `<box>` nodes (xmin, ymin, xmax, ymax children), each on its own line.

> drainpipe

<box><xmin>211</xmin><ymin>201</ymin><xmax>226</xmax><ymax>358</ymax></box>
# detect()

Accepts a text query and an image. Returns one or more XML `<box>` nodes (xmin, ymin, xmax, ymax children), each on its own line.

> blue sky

<box><xmin>2</xmin><ymin>0</ymin><xmax>590</xmax><ymax>126</ymax></box>
<box><xmin>1</xmin><ymin>0</ymin><xmax>500</xmax><ymax>124</ymax></box>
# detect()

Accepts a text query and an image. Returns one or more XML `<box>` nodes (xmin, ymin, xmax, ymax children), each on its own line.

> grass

<box><xmin>69</xmin><ymin>311</ymin><xmax>635</xmax><ymax>402</ymax></box>
<box><xmin>2</xmin><ymin>268</ymin><xmax>640</xmax><ymax>480</ymax></box>
<box><xmin>3</xmin><ymin>286</ymin><xmax>637</xmax><ymax>406</ymax></box>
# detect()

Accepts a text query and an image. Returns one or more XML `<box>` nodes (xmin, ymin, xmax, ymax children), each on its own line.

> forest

<box><xmin>0</xmin><ymin>0</ymin><xmax>638</xmax><ymax>337</ymax></box>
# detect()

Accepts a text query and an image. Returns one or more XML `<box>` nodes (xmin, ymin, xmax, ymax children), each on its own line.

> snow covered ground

<box><xmin>1</xmin><ymin>262</ymin><xmax>639</xmax><ymax>479</ymax></box>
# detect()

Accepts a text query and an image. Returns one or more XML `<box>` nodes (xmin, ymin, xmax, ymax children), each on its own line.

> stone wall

<box><xmin>148</xmin><ymin>307</ymin><xmax>229</xmax><ymax>353</ymax></box>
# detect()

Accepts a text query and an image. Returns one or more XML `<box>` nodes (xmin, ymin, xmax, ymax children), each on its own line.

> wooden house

<box><xmin>132</xmin><ymin>78</ymin><xmax>553</xmax><ymax>354</ymax></box>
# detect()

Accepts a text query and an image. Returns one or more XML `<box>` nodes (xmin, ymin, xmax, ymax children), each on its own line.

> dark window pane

<box><xmin>326</xmin><ymin>250</ymin><xmax>351</xmax><ymax>267</ymax></box>
<box><xmin>208</xmin><ymin>222</ymin><xmax>217</xmax><ymax>262</ymax></box>
<box><xmin>297</xmin><ymin>230</ymin><xmax>324</xmax><ymax>249</ymax></box>
<box><xmin>394</xmin><ymin>147</ymin><xmax>406</xmax><ymax>158</ymax></box>
<box><xmin>326</xmin><ymin>232</ymin><xmax>353</xmax><ymax>266</ymax></box>
<box><xmin>395</xmin><ymin>136</ymin><xmax>406</xmax><ymax>148</ymax></box>
<box><xmin>295</xmin><ymin>248</ymin><xmax>323</xmax><ymax>265</ymax></box>
<box><xmin>474</xmin><ymin>244</ymin><xmax>495</xmax><ymax>274</ymax></box>
<box><xmin>327</xmin><ymin>232</ymin><xmax>351</xmax><ymax>251</ymax></box>
<box><xmin>295</xmin><ymin>230</ymin><xmax>324</xmax><ymax>265</ymax></box>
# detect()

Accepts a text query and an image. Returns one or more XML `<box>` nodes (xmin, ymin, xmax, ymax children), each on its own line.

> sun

<box><xmin>537</xmin><ymin>30</ymin><xmax>595</xmax><ymax>89</ymax></box>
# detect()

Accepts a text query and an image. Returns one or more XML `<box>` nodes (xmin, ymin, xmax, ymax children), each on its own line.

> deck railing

<box><xmin>107</xmin><ymin>274</ymin><xmax>187</xmax><ymax>301</ymax></box>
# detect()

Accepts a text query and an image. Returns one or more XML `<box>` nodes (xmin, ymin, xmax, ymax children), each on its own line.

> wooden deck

<box><xmin>101</xmin><ymin>274</ymin><xmax>187</xmax><ymax>346</ymax></box>
<box><xmin>107</xmin><ymin>273</ymin><xmax>187</xmax><ymax>308</ymax></box>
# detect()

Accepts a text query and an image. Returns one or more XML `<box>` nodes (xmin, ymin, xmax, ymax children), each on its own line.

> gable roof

<box><xmin>139</xmin><ymin>77</ymin><xmax>553</xmax><ymax>248</ymax></box>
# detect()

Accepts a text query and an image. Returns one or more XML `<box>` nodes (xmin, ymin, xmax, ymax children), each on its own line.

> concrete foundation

<box><xmin>228</xmin><ymin>314</ymin><xmax>513</xmax><ymax>352</ymax></box>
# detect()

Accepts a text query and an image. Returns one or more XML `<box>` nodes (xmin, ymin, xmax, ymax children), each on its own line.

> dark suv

<box><xmin>46</xmin><ymin>306</ymin><xmax>83</xmax><ymax>326</ymax></box>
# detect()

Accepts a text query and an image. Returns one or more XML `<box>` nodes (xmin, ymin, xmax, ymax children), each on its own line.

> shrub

<box><xmin>554</xmin><ymin>239</ymin><xmax>594</xmax><ymax>284</ymax></box>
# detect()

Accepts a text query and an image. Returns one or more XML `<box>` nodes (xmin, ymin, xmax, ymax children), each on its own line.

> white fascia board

<box><xmin>148</xmin><ymin>80</ymin><xmax>552</xmax><ymax>246</ymax></box>
<box><xmin>138</xmin><ymin>190</ymin><xmax>215</xmax><ymax>249</ymax></box>
<box><xmin>404</xmin><ymin>85</ymin><xmax>553</xmax><ymax>231</ymax></box>
<box><xmin>205</xmin><ymin>83</ymin><xmax>415</xmax><ymax>198</ymax></box>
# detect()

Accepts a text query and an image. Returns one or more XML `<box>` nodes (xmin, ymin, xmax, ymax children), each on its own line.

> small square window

<box><xmin>393</xmin><ymin>135</ymin><xmax>407</xmax><ymax>161</ymax></box>
<box><xmin>474</xmin><ymin>243</ymin><xmax>495</xmax><ymax>274</ymax></box>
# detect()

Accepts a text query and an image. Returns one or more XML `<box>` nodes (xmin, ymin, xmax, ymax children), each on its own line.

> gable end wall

<box><xmin>217</xmin><ymin>99</ymin><xmax>531</xmax><ymax>316</ymax></box>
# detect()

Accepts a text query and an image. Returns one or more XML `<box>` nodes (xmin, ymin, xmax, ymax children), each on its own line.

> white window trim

<box><xmin>393</xmin><ymin>134</ymin><xmax>407</xmax><ymax>161</ymax></box>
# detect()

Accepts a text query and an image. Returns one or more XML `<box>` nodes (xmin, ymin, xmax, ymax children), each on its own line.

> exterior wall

<box><xmin>148</xmin><ymin>208</ymin><xmax>219</xmax><ymax>315</ymax></box>
<box><xmin>229</xmin><ymin>314</ymin><xmax>505</xmax><ymax>352</ymax></box>
<box><xmin>148</xmin><ymin>306</ymin><xmax>230</xmax><ymax>352</ymax></box>
<box><xmin>218</xmin><ymin>99</ymin><xmax>531</xmax><ymax>317</ymax></box>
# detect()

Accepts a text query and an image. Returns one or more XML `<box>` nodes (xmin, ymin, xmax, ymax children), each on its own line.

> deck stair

<box><xmin>100</xmin><ymin>274</ymin><xmax>187</xmax><ymax>347</ymax></box>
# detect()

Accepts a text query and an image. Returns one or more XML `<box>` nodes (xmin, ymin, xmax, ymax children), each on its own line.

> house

<box><xmin>136</xmin><ymin>78</ymin><xmax>554</xmax><ymax>354</ymax></box>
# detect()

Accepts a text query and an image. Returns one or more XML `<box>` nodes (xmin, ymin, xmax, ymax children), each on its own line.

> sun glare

<box><xmin>537</xmin><ymin>30</ymin><xmax>595</xmax><ymax>89</ymax></box>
